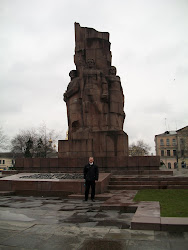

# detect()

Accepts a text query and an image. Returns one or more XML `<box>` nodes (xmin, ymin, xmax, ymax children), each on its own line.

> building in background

<box><xmin>176</xmin><ymin>126</ymin><xmax>188</xmax><ymax>169</ymax></box>
<box><xmin>0</xmin><ymin>152</ymin><xmax>15</xmax><ymax>170</ymax></box>
<box><xmin>155</xmin><ymin>126</ymin><xmax>188</xmax><ymax>169</ymax></box>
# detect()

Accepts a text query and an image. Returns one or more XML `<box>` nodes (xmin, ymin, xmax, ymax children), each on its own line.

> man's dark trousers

<box><xmin>85</xmin><ymin>180</ymin><xmax>95</xmax><ymax>201</ymax></box>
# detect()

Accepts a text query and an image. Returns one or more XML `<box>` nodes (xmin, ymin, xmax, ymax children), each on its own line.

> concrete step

<box><xmin>108</xmin><ymin>185</ymin><xmax>188</xmax><ymax>190</ymax></box>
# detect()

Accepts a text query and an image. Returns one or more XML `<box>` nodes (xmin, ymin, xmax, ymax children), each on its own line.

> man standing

<box><xmin>84</xmin><ymin>157</ymin><xmax>99</xmax><ymax>202</ymax></box>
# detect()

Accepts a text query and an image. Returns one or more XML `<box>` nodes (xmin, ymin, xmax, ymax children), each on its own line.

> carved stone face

<box><xmin>87</xmin><ymin>59</ymin><xmax>95</xmax><ymax>68</ymax></box>
<box><xmin>69</xmin><ymin>70</ymin><xmax>77</xmax><ymax>79</ymax></box>
<box><xmin>109</xmin><ymin>66</ymin><xmax>116</xmax><ymax>75</ymax></box>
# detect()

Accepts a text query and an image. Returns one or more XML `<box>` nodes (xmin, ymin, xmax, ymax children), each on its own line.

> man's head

<box><xmin>89</xmin><ymin>156</ymin><xmax>94</xmax><ymax>164</ymax></box>
<box><xmin>109</xmin><ymin>66</ymin><xmax>117</xmax><ymax>75</ymax></box>
<box><xmin>87</xmin><ymin>59</ymin><xmax>95</xmax><ymax>68</ymax></box>
<box><xmin>69</xmin><ymin>70</ymin><xmax>77</xmax><ymax>79</ymax></box>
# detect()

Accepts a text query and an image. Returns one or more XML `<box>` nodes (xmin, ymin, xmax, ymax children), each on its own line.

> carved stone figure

<box><xmin>60</xmin><ymin>23</ymin><xmax>128</xmax><ymax>157</ymax></box>
<box><xmin>64</xmin><ymin>70</ymin><xmax>82</xmax><ymax>137</ymax></box>
<box><xmin>82</xmin><ymin>59</ymin><xmax>108</xmax><ymax>131</ymax></box>
<box><xmin>106</xmin><ymin>66</ymin><xmax>125</xmax><ymax>130</ymax></box>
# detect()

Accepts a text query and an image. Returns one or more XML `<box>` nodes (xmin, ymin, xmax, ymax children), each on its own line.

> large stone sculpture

<box><xmin>59</xmin><ymin>23</ymin><xmax>128</xmax><ymax>158</ymax></box>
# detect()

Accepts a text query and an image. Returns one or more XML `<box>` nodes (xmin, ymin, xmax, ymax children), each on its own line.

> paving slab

<box><xmin>0</xmin><ymin>195</ymin><xmax>188</xmax><ymax>249</ymax></box>
<box><xmin>126</xmin><ymin>239</ymin><xmax>171</xmax><ymax>250</ymax></box>
<box><xmin>161</xmin><ymin>217</ymin><xmax>188</xmax><ymax>232</ymax></box>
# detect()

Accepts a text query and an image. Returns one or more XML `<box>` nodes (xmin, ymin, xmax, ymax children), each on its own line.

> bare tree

<box><xmin>37</xmin><ymin>123</ymin><xmax>59</xmax><ymax>157</ymax></box>
<box><xmin>129</xmin><ymin>140</ymin><xmax>151</xmax><ymax>156</ymax></box>
<box><xmin>11</xmin><ymin>128</ymin><xmax>38</xmax><ymax>157</ymax></box>
<box><xmin>0</xmin><ymin>126</ymin><xmax>9</xmax><ymax>150</ymax></box>
<box><xmin>11</xmin><ymin>123</ymin><xmax>59</xmax><ymax>158</ymax></box>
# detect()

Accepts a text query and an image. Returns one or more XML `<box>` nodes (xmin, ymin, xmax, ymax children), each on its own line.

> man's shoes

<box><xmin>91</xmin><ymin>199</ymin><xmax>95</xmax><ymax>202</ymax></box>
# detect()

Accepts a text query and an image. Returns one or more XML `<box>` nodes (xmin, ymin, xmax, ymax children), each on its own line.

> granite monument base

<box><xmin>14</xmin><ymin>156</ymin><xmax>160</xmax><ymax>172</ymax></box>
<box><xmin>58</xmin><ymin>131</ymin><xmax>128</xmax><ymax>158</ymax></box>
<box><xmin>0</xmin><ymin>173</ymin><xmax>111</xmax><ymax>196</ymax></box>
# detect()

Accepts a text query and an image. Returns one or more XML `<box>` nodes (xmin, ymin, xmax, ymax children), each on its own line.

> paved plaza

<box><xmin>0</xmin><ymin>195</ymin><xmax>188</xmax><ymax>249</ymax></box>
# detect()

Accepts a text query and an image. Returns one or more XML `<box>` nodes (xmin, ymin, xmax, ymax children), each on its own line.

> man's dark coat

<box><xmin>84</xmin><ymin>163</ymin><xmax>99</xmax><ymax>181</ymax></box>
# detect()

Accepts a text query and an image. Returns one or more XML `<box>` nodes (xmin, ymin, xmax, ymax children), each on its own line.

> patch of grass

<box><xmin>133</xmin><ymin>189</ymin><xmax>188</xmax><ymax>217</ymax></box>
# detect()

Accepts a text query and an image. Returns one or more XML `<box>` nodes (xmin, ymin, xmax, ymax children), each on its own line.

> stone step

<box><xmin>110</xmin><ymin>176</ymin><xmax>188</xmax><ymax>181</ymax></box>
<box><xmin>109</xmin><ymin>181</ymin><xmax>188</xmax><ymax>185</ymax></box>
<box><xmin>108</xmin><ymin>185</ymin><xmax>188</xmax><ymax>190</ymax></box>
<box><xmin>109</xmin><ymin>170</ymin><xmax>173</xmax><ymax>175</ymax></box>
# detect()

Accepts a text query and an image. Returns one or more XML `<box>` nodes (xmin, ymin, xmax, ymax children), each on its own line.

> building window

<box><xmin>160</xmin><ymin>139</ymin><xmax>164</xmax><ymax>146</ymax></box>
<box><xmin>181</xmin><ymin>150</ymin><xmax>184</xmax><ymax>157</ymax></box>
<box><xmin>174</xmin><ymin>162</ymin><xmax>177</xmax><ymax>169</ymax></box>
<box><xmin>180</xmin><ymin>138</ymin><xmax>184</xmax><ymax>145</ymax></box>
<box><xmin>0</xmin><ymin>160</ymin><xmax>1</xmax><ymax>164</ymax></box>
<box><xmin>167</xmin><ymin>150</ymin><xmax>170</xmax><ymax>156</ymax></box>
<box><xmin>166</xmin><ymin>139</ymin><xmax>170</xmax><ymax>146</ymax></box>
<box><xmin>181</xmin><ymin>161</ymin><xmax>186</xmax><ymax>168</ymax></box>
<box><xmin>3</xmin><ymin>160</ymin><xmax>5</xmax><ymax>164</ymax></box>
<box><xmin>168</xmin><ymin>162</ymin><xmax>171</xmax><ymax>169</ymax></box>
<box><xmin>173</xmin><ymin>150</ymin><xmax>176</xmax><ymax>156</ymax></box>
<box><xmin>161</xmin><ymin>150</ymin><xmax>164</xmax><ymax>156</ymax></box>
<box><xmin>172</xmin><ymin>139</ymin><xmax>176</xmax><ymax>146</ymax></box>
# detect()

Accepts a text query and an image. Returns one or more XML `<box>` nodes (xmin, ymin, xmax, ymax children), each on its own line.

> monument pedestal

<box><xmin>58</xmin><ymin>131</ymin><xmax>128</xmax><ymax>158</ymax></box>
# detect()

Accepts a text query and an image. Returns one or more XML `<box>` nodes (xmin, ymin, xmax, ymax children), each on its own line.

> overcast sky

<box><xmin>0</xmin><ymin>0</ymin><xmax>188</xmax><ymax>154</ymax></box>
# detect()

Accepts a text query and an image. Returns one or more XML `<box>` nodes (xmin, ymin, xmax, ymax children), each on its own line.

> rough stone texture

<box><xmin>59</xmin><ymin>23</ymin><xmax>128</xmax><ymax>158</ymax></box>
<box><xmin>14</xmin><ymin>156</ymin><xmax>160</xmax><ymax>171</ymax></box>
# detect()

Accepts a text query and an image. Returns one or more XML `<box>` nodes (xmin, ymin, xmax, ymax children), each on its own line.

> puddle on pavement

<box><xmin>94</xmin><ymin>213</ymin><xmax>109</xmax><ymax>218</ymax></box>
<box><xmin>0</xmin><ymin>210</ymin><xmax>35</xmax><ymax>222</ymax></box>
<box><xmin>97</xmin><ymin>220</ymin><xmax>130</xmax><ymax>229</ymax></box>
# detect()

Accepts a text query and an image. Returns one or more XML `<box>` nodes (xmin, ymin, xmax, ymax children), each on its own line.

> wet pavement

<box><xmin>0</xmin><ymin>195</ymin><xmax>188</xmax><ymax>249</ymax></box>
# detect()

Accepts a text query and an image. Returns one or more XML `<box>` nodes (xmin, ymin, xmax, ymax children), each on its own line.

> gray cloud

<box><xmin>0</xmin><ymin>0</ymin><xmax>188</xmax><ymax>153</ymax></box>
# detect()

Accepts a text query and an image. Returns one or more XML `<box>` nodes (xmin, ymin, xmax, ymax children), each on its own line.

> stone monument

<box><xmin>58</xmin><ymin>23</ymin><xmax>128</xmax><ymax>158</ymax></box>
<box><xmin>13</xmin><ymin>23</ymin><xmax>160</xmax><ymax>172</ymax></box>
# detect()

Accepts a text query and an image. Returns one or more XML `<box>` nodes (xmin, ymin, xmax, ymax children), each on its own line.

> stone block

<box><xmin>128</xmin><ymin>157</ymin><xmax>139</xmax><ymax>168</ymax></box>
<box><xmin>106</xmin><ymin>157</ymin><xmax>117</xmax><ymax>167</ymax></box>
<box><xmin>77</xmin><ymin>157</ymin><xmax>88</xmax><ymax>167</ymax></box>
<box><xmin>33</xmin><ymin>158</ymin><xmax>41</xmax><ymax>168</ymax></box>
<box><xmin>49</xmin><ymin>159</ymin><xmax>58</xmax><ymax>168</ymax></box>
<box><xmin>58</xmin><ymin>158</ymin><xmax>69</xmax><ymax>168</ymax></box>
<box><xmin>58</xmin><ymin>140</ymin><xmax>69</xmax><ymax>153</ymax></box>
<box><xmin>116</xmin><ymin>157</ymin><xmax>128</xmax><ymax>167</ymax></box>
<box><xmin>11</xmin><ymin>180</ymin><xmax>38</xmax><ymax>191</ymax></box>
<box><xmin>40</xmin><ymin>158</ymin><xmax>50</xmax><ymax>168</ymax></box>
<box><xmin>51</xmin><ymin>181</ymin><xmax>83</xmax><ymax>193</ymax></box>
<box><xmin>137</xmin><ymin>157</ymin><xmax>150</xmax><ymax>167</ymax></box>
<box><xmin>131</xmin><ymin>216</ymin><xmax>161</xmax><ymax>231</ymax></box>
<box><xmin>161</xmin><ymin>217</ymin><xmax>188</xmax><ymax>232</ymax></box>
<box><xmin>38</xmin><ymin>181</ymin><xmax>52</xmax><ymax>191</ymax></box>
<box><xmin>0</xmin><ymin>180</ymin><xmax>11</xmax><ymax>191</ymax></box>
<box><xmin>24</xmin><ymin>158</ymin><xmax>33</xmax><ymax>168</ymax></box>
<box><xmin>149</xmin><ymin>156</ymin><xmax>160</xmax><ymax>167</ymax></box>
<box><xmin>15</xmin><ymin>158</ymin><xmax>24</xmax><ymax>169</ymax></box>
